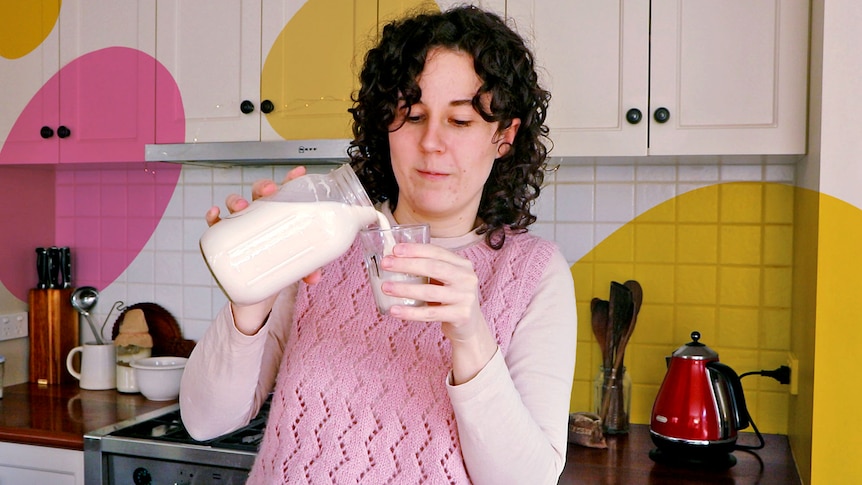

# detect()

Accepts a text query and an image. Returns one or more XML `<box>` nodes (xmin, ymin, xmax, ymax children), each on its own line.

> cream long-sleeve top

<box><xmin>180</xmin><ymin>206</ymin><xmax>578</xmax><ymax>484</ymax></box>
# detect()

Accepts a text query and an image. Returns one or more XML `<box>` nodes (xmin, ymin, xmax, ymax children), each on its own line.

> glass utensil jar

<box><xmin>594</xmin><ymin>366</ymin><xmax>632</xmax><ymax>434</ymax></box>
<box><xmin>200</xmin><ymin>164</ymin><xmax>379</xmax><ymax>305</ymax></box>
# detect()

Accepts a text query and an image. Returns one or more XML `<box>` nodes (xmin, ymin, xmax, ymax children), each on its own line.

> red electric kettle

<box><xmin>649</xmin><ymin>331</ymin><xmax>751</xmax><ymax>467</ymax></box>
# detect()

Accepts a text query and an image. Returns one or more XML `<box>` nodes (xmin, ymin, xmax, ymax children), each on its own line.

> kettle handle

<box><xmin>706</xmin><ymin>361</ymin><xmax>751</xmax><ymax>430</ymax></box>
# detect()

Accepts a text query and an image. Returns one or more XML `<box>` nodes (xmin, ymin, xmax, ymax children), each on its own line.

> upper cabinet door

<box><xmin>508</xmin><ymin>0</ymin><xmax>808</xmax><ymax>157</ymax></box>
<box><xmin>156</xmin><ymin>0</ymin><xmax>261</xmax><ymax>143</ymax></box>
<box><xmin>507</xmin><ymin>0</ymin><xmax>650</xmax><ymax>157</ymax></box>
<box><xmin>261</xmin><ymin>0</ymin><xmax>378</xmax><ymax>141</ymax></box>
<box><xmin>0</xmin><ymin>0</ymin><xmax>61</xmax><ymax>165</ymax></box>
<box><xmin>59</xmin><ymin>1</ymin><xmax>156</xmax><ymax>162</ymax></box>
<box><xmin>648</xmin><ymin>0</ymin><xmax>809</xmax><ymax>155</ymax></box>
<box><xmin>1</xmin><ymin>1</ymin><xmax>156</xmax><ymax>164</ymax></box>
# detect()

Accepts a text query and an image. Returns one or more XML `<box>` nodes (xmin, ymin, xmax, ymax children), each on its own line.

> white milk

<box><xmin>362</xmin><ymin>220</ymin><xmax>428</xmax><ymax>314</ymax></box>
<box><xmin>201</xmin><ymin>200</ymin><xmax>380</xmax><ymax>305</ymax></box>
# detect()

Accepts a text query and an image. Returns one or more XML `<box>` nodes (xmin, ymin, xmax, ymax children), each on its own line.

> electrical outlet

<box><xmin>0</xmin><ymin>312</ymin><xmax>28</xmax><ymax>341</ymax></box>
<box><xmin>787</xmin><ymin>352</ymin><xmax>799</xmax><ymax>395</ymax></box>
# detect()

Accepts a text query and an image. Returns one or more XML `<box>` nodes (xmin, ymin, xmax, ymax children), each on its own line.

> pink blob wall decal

<box><xmin>0</xmin><ymin>47</ymin><xmax>185</xmax><ymax>301</ymax></box>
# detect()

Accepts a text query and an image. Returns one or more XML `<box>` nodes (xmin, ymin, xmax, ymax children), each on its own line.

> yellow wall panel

<box><xmin>678</xmin><ymin>185</ymin><xmax>718</xmax><ymax>222</ymax></box>
<box><xmin>634</xmin><ymin>224</ymin><xmax>676</xmax><ymax>263</ymax></box>
<box><xmin>760</xmin><ymin>308</ymin><xmax>791</xmax><ymax>349</ymax></box>
<box><xmin>717</xmin><ymin>307</ymin><xmax>760</xmax><ymax>347</ymax></box>
<box><xmin>718</xmin><ymin>266</ymin><xmax>761</xmax><ymax>306</ymax></box>
<box><xmin>676</xmin><ymin>265</ymin><xmax>717</xmax><ymax>305</ymax></box>
<box><xmin>677</xmin><ymin>224</ymin><xmax>718</xmax><ymax>263</ymax></box>
<box><xmin>764</xmin><ymin>183</ymin><xmax>795</xmax><ymax>223</ymax></box>
<box><xmin>720</xmin><ymin>183</ymin><xmax>763</xmax><ymax>223</ymax></box>
<box><xmin>763</xmin><ymin>225</ymin><xmax>793</xmax><ymax>266</ymax></box>
<box><xmin>719</xmin><ymin>225</ymin><xmax>762</xmax><ymax>265</ymax></box>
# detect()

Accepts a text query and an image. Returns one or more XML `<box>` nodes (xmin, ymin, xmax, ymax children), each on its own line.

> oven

<box><xmin>84</xmin><ymin>399</ymin><xmax>270</xmax><ymax>485</ymax></box>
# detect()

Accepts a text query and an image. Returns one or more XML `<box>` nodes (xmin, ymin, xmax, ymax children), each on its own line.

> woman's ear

<box><xmin>495</xmin><ymin>118</ymin><xmax>521</xmax><ymax>157</ymax></box>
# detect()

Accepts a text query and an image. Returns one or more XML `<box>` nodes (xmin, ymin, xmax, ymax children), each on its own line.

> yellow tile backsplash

<box><xmin>570</xmin><ymin>182</ymin><xmax>793</xmax><ymax>434</ymax></box>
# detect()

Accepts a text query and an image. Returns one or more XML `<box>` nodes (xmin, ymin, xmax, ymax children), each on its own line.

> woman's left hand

<box><xmin>380</xmin><ymin>243</ymin><xmax>498</xmax><ymax>384</ymax></box>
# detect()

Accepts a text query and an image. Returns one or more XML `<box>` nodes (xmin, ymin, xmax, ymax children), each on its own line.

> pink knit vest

<box><xmin>248</xmin><ymin>232</ymin><xmax>556</xmax><ymax>484</ymax></box>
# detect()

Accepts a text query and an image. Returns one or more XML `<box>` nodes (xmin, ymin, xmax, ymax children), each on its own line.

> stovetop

<box><xmin>84</xmin><ymin>398</ymin><xmax>273</xmax><ymax>484</ymax></box>
<box><xmin>108</xmin><ymin>397</ymin><xmax>271</xmax><ymax>452</ymax></box>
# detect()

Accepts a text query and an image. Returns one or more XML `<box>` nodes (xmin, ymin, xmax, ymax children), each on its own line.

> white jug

<box><xmin>66</xmin><ymin>342</ymin><xmax>116</xmax><ymax>390</ymax></box>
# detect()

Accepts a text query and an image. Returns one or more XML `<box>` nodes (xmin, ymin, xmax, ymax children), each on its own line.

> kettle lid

<box><xmin>672</xmin><ymin>331</ymin><xmax>719</xmax><ymax>360</ymax></box>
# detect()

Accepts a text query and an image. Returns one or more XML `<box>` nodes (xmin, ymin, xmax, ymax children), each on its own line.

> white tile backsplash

<box><xmin>88</xmin><ymin>158</ymin><xmax>795</xmax><ymax>341</ymax></box>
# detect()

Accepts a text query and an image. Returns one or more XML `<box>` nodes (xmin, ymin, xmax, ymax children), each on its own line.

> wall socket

<box><xmin>0</xmin><ymin>312</ymin><xmax>28</xmax><ymax>341</ymax></box>
<box><xmin>787</xmin><ymin>352</ymin><xmax>799</xmax><ymax>396</ymax></box>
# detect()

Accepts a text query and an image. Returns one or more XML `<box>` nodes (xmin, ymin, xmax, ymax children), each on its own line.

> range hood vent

<box><xmin>145</xmin><ymin>139</ymin><xmax>351</xmax><ymax>165</ymax></box>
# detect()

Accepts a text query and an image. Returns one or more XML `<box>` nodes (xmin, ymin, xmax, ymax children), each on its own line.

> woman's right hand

<box><xmin>206</xmin><ymin>166</ymin><xmax>323</xmax><ymax>335</ymax></box>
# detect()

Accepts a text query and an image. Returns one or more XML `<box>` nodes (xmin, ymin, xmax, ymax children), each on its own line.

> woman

<box><xmin>180</xmin><ymin>6</ymin><xmax>577</xmax><ymax>484</ymax></box>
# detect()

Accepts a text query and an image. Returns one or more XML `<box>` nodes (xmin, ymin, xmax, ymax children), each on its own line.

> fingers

<box><xmin>302</xmin><ymin>268</ymin><xmax>324</xmax><ymax>285</ymax></box>
<box><xmin>250</xmin><ymin>180</ymin><xmax>278</xmax><ymax>201</ymax></box>
<box><xmin>205</xmin><ymin>206</ymin><xmax>221</xmax><ymax>227</ymax></box>
<box><xmin>213</xmin><ymin>166</ymin><xmax>310</xmax><ymax>223</ymax></box>
<box><xmin>281</xmin><ymin>165</ymin><xmax>307</xmax><ymax>183</ymax></box>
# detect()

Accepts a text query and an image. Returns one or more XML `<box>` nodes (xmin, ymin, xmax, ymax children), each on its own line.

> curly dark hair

<box><xmin>348</xmin><ymin>5</ymin><xmax>552</xmax><ymax>250</ymax></box>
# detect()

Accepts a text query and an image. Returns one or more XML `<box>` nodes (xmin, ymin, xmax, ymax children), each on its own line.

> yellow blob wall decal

<box><xmin>570</xmin><ymin>182</ymin><xmax>797</xmax><ymax>434</ymax></box>
<box><xmin>261</xmin><ymin>0</ymin><xmax>437</xmax><ymax>140</ymax></box>
<box><xmin>0</xmin><ymin>0</ymin><xmax>61</xmax><ymax>60</ymax></box>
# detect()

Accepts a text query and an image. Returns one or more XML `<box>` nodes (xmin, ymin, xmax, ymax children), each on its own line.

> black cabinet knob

<box><xmin>57</xmin><ymin>125</ymin><xmax>71</xmax><ymax>138</ymax></box>
<box><xmin>40</xmin><ymin>126</ymin><xmax>54</xmax><ymax>139</ymax></box>
<box><xmin>625</xmin><ymin>108</ymin><xmax>642</xmax><ymax>125</ymax></box>
<box><xmin>653</xmin><ymin>107</ymin><xmax>670</xmax><ymax>123</ymax></box>
<box><xmin>240</xmin><ymin>100</ymin><xmax>255</xmax><ymax>114</ymax></box>
<box><xmin>261</xmin><ymin>99</ymin><xmax>274</xmax><ymax>114</ymax></box>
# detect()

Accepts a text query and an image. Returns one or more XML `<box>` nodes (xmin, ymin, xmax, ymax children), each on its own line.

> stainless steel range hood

<box><xmin>145</xmin><ymin>139</ymin><xmax>351</xmax><ymax>165</ymax></box>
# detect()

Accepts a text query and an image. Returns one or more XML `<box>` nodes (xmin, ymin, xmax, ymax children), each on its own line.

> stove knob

<box><xmin>133</xmin><ymin>467</ymin><xmax>152</xmax><ymax>485</ymax></box>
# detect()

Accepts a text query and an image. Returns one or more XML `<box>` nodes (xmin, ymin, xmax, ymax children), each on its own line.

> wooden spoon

<box><xmin>612</xmin><ymin>280</ymin><xmax>643</xmax><ymax>372</ymax></box>
<box><xmin>590</xmin><ymin>298</ymin><xmax>611</xmax><ymax>369</ymax></box>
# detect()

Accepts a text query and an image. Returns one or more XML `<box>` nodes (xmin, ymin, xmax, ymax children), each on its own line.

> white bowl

<box><xmin>131</xmin><ymin>356</ymin><xmax>187</xmax><ymax>401</ymax></box>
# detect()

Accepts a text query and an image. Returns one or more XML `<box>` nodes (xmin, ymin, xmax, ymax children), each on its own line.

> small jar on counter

<box><xmin>116</xmin><ymin>345</ymin><xmax>151</xmax><ymax>393</ymax></box>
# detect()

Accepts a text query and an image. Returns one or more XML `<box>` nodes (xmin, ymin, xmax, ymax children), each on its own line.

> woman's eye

<box><xmin>406</xmin><ymin>115</ymin><xmax>424</xmax><ymax>123</ymax></box>
<box><xmin>451</xmin><ymin>119</ymin><xmax>471</xmax><ymax>127</ymax></box>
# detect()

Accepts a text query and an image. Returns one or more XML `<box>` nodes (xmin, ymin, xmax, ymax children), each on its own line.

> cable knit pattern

<box><xmin>248</xmin><ymin>231</ymin><xmax>557</xmax><ymax>484</ymax></box>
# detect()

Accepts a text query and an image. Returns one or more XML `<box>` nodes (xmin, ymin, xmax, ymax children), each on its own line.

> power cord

<box><xmin>740</xmin><ymin>365</ymin><xmax>791</xmax><ymax>384</ymax></box>
<box><xmin>733</xmin><ymin>366</ymin><xmax>791</xmax><ymax>451</ymax></box>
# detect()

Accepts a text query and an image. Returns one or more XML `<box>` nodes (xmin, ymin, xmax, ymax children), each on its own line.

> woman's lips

<box><xmin>418</xmin><ymin>169</ymin><xmax>448</xmax><ymax>180</ymax></box>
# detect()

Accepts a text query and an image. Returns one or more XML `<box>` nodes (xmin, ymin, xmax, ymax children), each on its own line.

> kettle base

<box><xmin>648</xmin><ymin>447</ymin><xmax>737</xmax><ymax>470</ymax></box>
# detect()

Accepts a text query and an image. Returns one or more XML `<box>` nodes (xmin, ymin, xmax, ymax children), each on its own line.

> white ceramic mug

<box><xmin>66</xmin><ymin>342</ymin><xmax>116</xmax><ymax>390</ymax></box>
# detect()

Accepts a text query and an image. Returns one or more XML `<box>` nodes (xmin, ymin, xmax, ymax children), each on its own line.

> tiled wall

<box><xmin>69</xmin><ymin>157</ymin><xmax>796</xmax><ymax>433</ymax></box>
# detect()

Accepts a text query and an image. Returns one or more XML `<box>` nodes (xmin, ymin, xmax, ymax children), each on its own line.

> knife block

<box><xmin>28</xmin><ymin>288</ymin><xmax>79</xmax><ymax>385</ymax></box>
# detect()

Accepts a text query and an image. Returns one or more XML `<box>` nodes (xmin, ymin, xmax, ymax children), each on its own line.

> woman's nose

<box><xmin>419</xmin><ymin>123</ymin><xmax>444</xmax><ymax>153</ymax></box>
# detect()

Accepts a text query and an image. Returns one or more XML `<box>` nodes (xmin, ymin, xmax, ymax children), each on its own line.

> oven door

<box><xmin>84</xmin><ymin>406</ymin><xmax>256</xmax><ymax>485</ymax></box>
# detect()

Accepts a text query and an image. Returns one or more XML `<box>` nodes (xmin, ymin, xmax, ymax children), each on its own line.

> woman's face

<box><xmin>388</xmin><ymin>47</ymin><xmax>520</xmax><ymax>236</ymax></box>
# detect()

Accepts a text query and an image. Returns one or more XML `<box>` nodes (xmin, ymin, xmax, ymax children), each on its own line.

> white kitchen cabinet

<box><xmin>0</xmin><ymin>1</ymin><xmax>156</xmax><ymax>164</ymax></box>
<box><xmin>156</xmin><ymin>0</ymin><xmax>381</xmax><ymax>142</ymax></box>
<box><xmin>507</xmin><ymin>0</ymin><xmax>810</xmax><ymax>157</ymax></box>
<box><xmin>156</xmin><ymin>0</ymin><xmax>263</xmax><ymax>143</ymax></box>
<box><xmin>261</xmin><ymin>0</ymin><xmax>377</xmax><ymax>141</ymax></box>
<box><xmin>0</xmin><ymin>442</ymin><xmax>84</xmax><ymax>485</ymax></box>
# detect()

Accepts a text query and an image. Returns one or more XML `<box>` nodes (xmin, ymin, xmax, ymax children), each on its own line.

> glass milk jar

<box><xmin>200</xmin><ymin>164</ymin><xmax>379</xmax><ymax>305</ymax></box>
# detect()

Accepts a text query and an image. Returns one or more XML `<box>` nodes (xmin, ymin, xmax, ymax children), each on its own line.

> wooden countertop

<box><xmin>559</xmin><ymin>424</ymin><xmax>801</xmax><ymax>485</ymax></box>
<box><xmin>0</xmin><ymin>382</ymin><xmax>175</xmax><ymax>451</ymax></box>
<box><xmin>0</xmin><ymin>382</ymin><xmax>801</xmax><ymax>484</ymax></box>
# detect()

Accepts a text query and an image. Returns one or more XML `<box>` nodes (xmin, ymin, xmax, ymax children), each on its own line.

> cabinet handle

<box><xmin>240</xmin><ymin>100</ymin><xmax>255</xmax><ymax>114</ymax></box>
<box><xmin>653</xmin><ymin>107</ymin><xmax>670</xmax><ymax>123</ymax></box>
<box><xmin>261</xmin><ymin>100</ymin><xmax>274</xmax><ymax>114</ymax></box>
<box><xmin>625</xmin><ymin>108</ymin><xmax>642</xmax><ymax>125</ymax></box>
<box><xmin>40</xmin><ymin>126</ymin><xmax>55</xmax><ymax>139</ymax></box>
<box><xmin>57</xmin><ymin>125</ymin><xmax>71</xmax><ymax>138</ymax></box>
